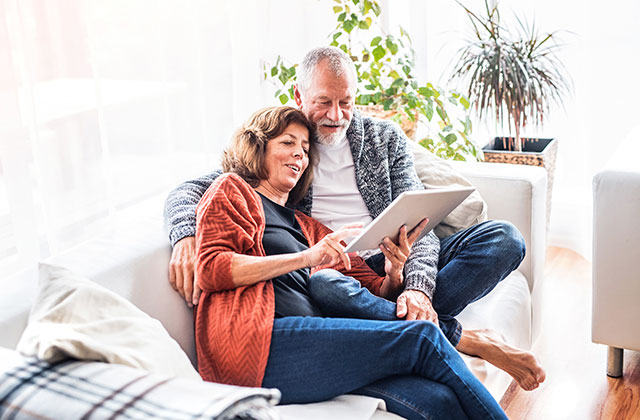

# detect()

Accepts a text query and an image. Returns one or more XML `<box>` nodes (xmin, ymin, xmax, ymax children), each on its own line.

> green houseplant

<box><xmin>265</xmin><ymin>0</ymin><xmax>482</xmax><ymax>161</ymax></box>
<box><xmin>448</xmin><ymin>0</ymin><xmax>572</xmax><ymax>222</ymax></box>
<box><xmin>448</xmin><ymin>0</ymin><xmax>571</xmax><ymax>154</ymax></box>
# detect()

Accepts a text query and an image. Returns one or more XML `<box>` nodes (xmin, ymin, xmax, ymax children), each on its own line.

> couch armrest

<box><xmin>450</xmin><ymin>161</ymin><xmax>547</xmax><ymax>292</ymax></box>
<box><xmin>592</xmin><ymin>167</ymin><xmax>640</xmax><ymax>351</ymax></box>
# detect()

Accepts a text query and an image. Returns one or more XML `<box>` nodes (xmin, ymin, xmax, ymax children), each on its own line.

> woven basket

<box><xmin>483</xmin><ymin>137</ymin><xmax>558</xmax><ymax>227</ymax></box>
<box><xmin>356</xmin><ymin>104</ymin><xmax>418</xmax><ymax>140</ymax></box>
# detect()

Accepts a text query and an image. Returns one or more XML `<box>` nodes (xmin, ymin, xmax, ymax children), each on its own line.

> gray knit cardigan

<box><xmin>163</xmin><ymin>111</ymin><xmax>440</xmax><ymax>298</ymax></box>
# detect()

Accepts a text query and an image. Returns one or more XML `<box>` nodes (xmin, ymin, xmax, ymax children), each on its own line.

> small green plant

<box><xmin>264</xmin><ymin>0</ymin><xmax>482</xmax><ymax>161</ymax></box>
<box><xmin>448</xmin><ymin>0</ymin><xmax>571</xmax><ymax>152</ymax></box>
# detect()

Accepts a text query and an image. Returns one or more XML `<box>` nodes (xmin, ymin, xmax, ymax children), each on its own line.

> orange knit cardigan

<box><xmin>194</xmin><ymin>173</ymin><xmax>384</xmax><ymax>387</ymax></box>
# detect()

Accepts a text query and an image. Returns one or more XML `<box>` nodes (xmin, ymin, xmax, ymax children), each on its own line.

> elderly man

<box><xmin>164</xmin><ymin>46</ymin><xmax>545</xmax><ymax>392</ymax></box>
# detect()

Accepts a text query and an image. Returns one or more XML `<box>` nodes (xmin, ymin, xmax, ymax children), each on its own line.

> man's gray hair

<box><xmin>297</xmin><ymin>46</ymin><xmax>357</xmax><ymax>93</ymax></box>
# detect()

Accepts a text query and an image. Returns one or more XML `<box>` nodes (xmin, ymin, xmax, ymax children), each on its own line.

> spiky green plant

<box><xmin>449</xmin><ymin>0</ymin><xmax>571</xmax><ymax>152</ymax></box>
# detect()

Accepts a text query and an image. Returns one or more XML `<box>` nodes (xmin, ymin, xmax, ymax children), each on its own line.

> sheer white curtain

<box><xmin>0</xmin><ymin>0</ymin><xmax>335</xmax><ymax>278</ymax></box>
<box><xmin>3</xmin><ymin>0</ymin><xmax>635</xmax><ymax>280</ymax></box>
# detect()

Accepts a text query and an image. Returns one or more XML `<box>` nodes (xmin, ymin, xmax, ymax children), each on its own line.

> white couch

<box><xmin>592</xmin><ymin>127</ymin><xmax>640</xmax><ymax>377</ymax></box>
<box><xmin>0</xmin><ymin>161</ymin><xmax>547</xmax><ymax>418</ymax></box>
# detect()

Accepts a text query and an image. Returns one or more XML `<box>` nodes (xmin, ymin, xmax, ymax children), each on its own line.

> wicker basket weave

<box><xmin>483</xmin><ymin>137</ymin><xmax>558</xmax><ymax>227</ymax></box>
<box><xmin>356</xmin><ymin>104</ymin><xmax>418</xmax><ymax>140</ymax></box>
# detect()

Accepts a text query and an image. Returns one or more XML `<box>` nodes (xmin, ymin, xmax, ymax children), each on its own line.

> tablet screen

<box><xmin>343</xmin><ymin>187</ymin><xmax>475</xmax><ymax>253</ymax></box>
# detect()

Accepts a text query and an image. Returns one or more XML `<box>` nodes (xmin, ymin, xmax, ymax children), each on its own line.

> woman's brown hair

<box><xmin>221</xmin><ymin>106</ymin><xmax>317</xmax><ymax>205</ymax></box>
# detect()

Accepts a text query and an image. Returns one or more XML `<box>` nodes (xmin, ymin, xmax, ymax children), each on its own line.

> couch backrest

<box><xmin>0</xmin><ymin>195</ymin><xmax>197</xmax><ymax>366</ymax></box>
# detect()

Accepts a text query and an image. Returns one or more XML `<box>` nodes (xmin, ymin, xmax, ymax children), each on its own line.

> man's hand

<box><xmin>380</xmin><ymin>218</ymin><xmax>429</xmax><ymax>287</ymax></box>
<box><xmin>396</xmin><ymin>289</ymin><xmax>439</xmax><ymax>324</ymax></box>
<box><xmin>169</xmin><ymin>236</ymin><xmax>200</xmax><ymax>307</ymax></box>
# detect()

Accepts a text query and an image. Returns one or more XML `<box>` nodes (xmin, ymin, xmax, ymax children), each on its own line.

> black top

<box><xmin>258</xmin><ymin>193</ymin><xmax>322</xmax><ymax>318</ymax></box>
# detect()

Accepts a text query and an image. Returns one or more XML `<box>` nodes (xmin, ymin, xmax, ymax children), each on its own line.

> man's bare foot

<box><xmin>456</xmin><ymin>329</ymin><xmax>546</xmax><ymax>391</ymax></box>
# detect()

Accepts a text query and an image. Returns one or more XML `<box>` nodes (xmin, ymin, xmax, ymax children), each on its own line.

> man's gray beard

<box><xmin>316</xmin><ymin>125</ymin><xmax>348</xmax><ymax>146</ymax></box>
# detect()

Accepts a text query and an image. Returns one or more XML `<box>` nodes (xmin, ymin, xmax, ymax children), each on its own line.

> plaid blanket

<box><xmin>0</xmin><ymin>357</ymin><xmax>280</xmax><ymax>419</ymax></box>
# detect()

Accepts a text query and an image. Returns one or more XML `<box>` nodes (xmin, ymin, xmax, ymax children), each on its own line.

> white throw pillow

<box><xmin>16</xmin><ymin>263</ymin><xmax>201</xmax><ymax>381</ymax></box>
<box><xmin>409</xmin><ymin>141</ymin><xmax>488</xmax><ymax>238</ymax></box>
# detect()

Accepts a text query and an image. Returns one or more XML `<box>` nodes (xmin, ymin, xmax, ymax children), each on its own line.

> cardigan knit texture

<box><xmin>164</xmin><ymin>110</ymin><xmax>440</xmax><ymax>298</ymax></box>
<box><xmin>195</xmin><ymin>173</ymin><xmax>383</xmax><ymax>386</ymax></box>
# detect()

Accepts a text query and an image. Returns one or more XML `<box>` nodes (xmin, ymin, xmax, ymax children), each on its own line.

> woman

<box><xmin>194</xmin><ymin>106</ymin><xmax>508</xmax><ymax>420</ymax></box>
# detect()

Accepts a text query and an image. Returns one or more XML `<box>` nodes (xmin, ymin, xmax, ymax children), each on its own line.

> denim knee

<box><xmin>309</xmin><ymin>269</ymin><xmax>357</xmax><ymax>288</ymax></box>
<box><xmin>424</xmin><ymin>383</ymin><xmax>467</xmax><ymax>420</ymax></box>
<box><xmin>308</xmin><ymin>269</ymin><xmax>362</xmax><ymax>300</ymax></box>
<box><xmin>487</xmin><ymin>220</ymin><xmax>526</xmax><ymax>264</ymax></box>
<box><xmin>308</xmin><ymin>269</ymin><xmax>341</xmax><ymax>299</ymax></box>
<box><xmin>410</xmin><ymin>320</ymin><xmax>442</xmax><ymax>343</ymax></box>
<box><xmin>310</xmin><ymin>268</ymin><xmax>343</xmax><ymax>283</ymax></box>
<box><xmin>358</xmin><ymin>375</ymin><xmax>467</xmax><ymax>420</ymax></box>
<box><xmin>497</xmin><ymin>221</ymin><xmax>527</xmax><ymax>264</ymax></box>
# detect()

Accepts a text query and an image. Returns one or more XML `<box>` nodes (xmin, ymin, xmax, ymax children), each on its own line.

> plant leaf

<box><xmin>444</xmin><ymin>133</ymin><xmax>457</xmax><ymax>145</ymax></box>
<box><xmin>278</xmin><ymin>72</ymin><xmax>289</xmax><ymax>85</ymax></box>
<box><xmin>372</xmin><ymin>2</ymin><xmax>381</xmax><ymax>16</ymax></box>
<box><xmin>344</xmin><ymin>20</ymin><xmax>355</xmax><ymax>33</ymax></box>
<box><xmin>391</xmin><ymin>78</ymin><xmax>404</xmax><ymax>88</ymax></box>
<box><xmin>372</xmin><ymin>45</ymin><xmax>386</xmax><ymax>61</ymax></box>
<box><xmin>418</xmin><ymin>87</ymin><xmax>434</xmax><ymax>97</ymax></box>
<box><xmin>386</xmin><ymin>38</ymin><xmax>399</xmax><ymax>55</ymax></box>
<box><xmin>460</xmin><ymin>96</ymin><xmax>470</xmax><ymax>109</ymax></box>
<box><xmin>425</xmin><ymin>100</ymin><xmax>434</xmax><ymax>120</ymax></box>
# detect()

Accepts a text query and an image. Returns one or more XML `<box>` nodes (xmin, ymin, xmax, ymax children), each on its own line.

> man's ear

<box><xmin>293</xmin><ymin>84</ymin><xmax>303</xmax><ymax>108</ymax></box>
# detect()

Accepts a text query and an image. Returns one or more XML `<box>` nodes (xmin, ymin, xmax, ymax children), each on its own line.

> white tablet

<box><xmin>344</xmin><ymin>187</ymin><xmax>475</xmax><ymax>253</ymax></box>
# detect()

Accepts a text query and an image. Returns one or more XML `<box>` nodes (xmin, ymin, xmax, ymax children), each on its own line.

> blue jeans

<box><xmin>262</xmin><ymin>316</ymin><xmax>507</xmax><ymax>419</ymax></box>
<box><xmin>364</xmin><ymin>220</ymin><xmax>526</xmax><ymax>345</ymax></box>
<box><xmin>261</xmin><ymin>221</ymin><xmax>521</xmax><ymax>419</ymax></box>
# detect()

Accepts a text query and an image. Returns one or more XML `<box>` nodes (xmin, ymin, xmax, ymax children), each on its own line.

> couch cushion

<box><xmin>43</xmin><ymin>195</ymin><xmax>197</xmax><ymax>366</ymax></box>
<box><xmin>16</xmin><ymin>263</ymin><xmax>200</xmax><ymax>381</ymax></box>
<box><xmin>277</xmin><ymin>395</ymin><xmax>403</xmax><ymax>420</ymax></box>
<box><xmin>457</xmin><ymin>270</ymin><xmax>531</xmax><ymax>399</ymax></box>
<box><xmin>409</xmin><ymin>141</ymin><xmax>488</xmax><ymax>238</ymax></box>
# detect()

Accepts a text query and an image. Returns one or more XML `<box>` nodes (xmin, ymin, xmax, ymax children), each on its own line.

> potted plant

<box><xmin>448</xmin><ymin>0</ymin><xmax>571</xmax><ymax>220</ymax></box>
<box><xmin>265</xmin><ymin>0</ymin><xmax>482</xmax><ymax>162</ymax></box>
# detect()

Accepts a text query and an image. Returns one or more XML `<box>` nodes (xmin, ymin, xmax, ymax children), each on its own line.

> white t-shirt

<box><xmin>311</xmin><ymin>136</ymin><xmax>374</xmax><ymax>237</ymax></box>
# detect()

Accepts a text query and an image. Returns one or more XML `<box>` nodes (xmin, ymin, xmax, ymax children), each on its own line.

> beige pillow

<box><xmin>409</xmin><ymin>141</ymin><xmax>488</xmax><ymax>238</ymax></box>
<box><xmin>16</xmin><ymin>263</ymin><xmax>201</xmax><ymax>381</ymax></box>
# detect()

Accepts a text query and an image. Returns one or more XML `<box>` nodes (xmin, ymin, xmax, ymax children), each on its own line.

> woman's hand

<box><xmin>229</xmin><ymin>223</ymin><xmax>361</xmax><ymax>288</ymax></box>
<box><xmin>379</xmin><ymin>218</ymin><xmax>429</xmax><ymax>297</ymax></box>
<box><xmin>303</xmin><ymin>223</ymin><xmax>363</xmax><ymax>270</ymax></box>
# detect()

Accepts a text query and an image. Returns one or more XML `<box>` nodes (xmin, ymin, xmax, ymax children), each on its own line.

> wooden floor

<box><xmin>500</xmin><ymin>247</ymin><xmax>640</xmax><ymax>419</ymax></box>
